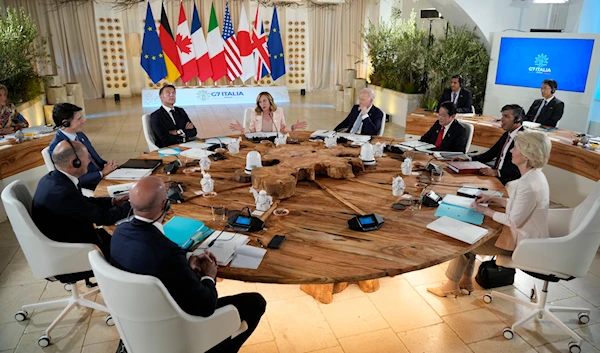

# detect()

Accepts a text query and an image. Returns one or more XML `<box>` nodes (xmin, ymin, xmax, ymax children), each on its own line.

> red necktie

<box><xmin>434</xmin><ymin>126</ymin><xmax>445</xmax><ymax>148</ymax></box>
<box><xmin>495</xmin><ymin>135</ymin><xmax>511</xmax><ymax>169</ymax></box>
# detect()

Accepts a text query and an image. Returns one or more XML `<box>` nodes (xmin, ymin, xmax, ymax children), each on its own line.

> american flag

<box><xmin>222</xmin><ymin>3</ymin><xmax>242</xmax><ymax>81</ymax></box>
<box><xmin>252</xmin><ymin>6</ymin><xmax>271</xmax><ymax>81</ymax></box>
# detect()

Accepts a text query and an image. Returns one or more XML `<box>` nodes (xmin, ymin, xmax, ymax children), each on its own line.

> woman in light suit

<box><xmin>229</xmin><ymin>92</ymin><xmax>306</xmax><ymax>134</ymax></box>
<box><xmin>428</xmin><ymin>130</ymin><xmax>552</xmax><ymax>297</ymax></box>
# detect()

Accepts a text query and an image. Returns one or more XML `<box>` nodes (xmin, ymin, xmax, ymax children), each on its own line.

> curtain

<box><xmin>308</xmin><ymin>0</ymin><xmax>371</xmax><ymax>91</ymax></box>
<box><xmin>4</xmin><ymin>0</ymin><xmax>103</xmax><ymax>99</ymax></box>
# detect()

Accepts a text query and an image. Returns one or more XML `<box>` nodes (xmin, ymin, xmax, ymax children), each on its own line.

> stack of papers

<box><xmin>457</xmin><ymin>186</ymin><xmax>503</xmax><ymax>198</ymax></box>
<box><xmin>205</xmin><ymin>137</ymin><xmax>236</xmax><ymax>145</ymax></box>
<box><xmin>196</xmin><ymin>231</ymin><xmax>249</xmax><ymax>266</ymax></box>
<box><xmin>105</xmin><ymin>168</ymin><xmax>153</xmax><ymax>180</ymax></box>
<box><xmin>336</xmin><ymin>133</ymin><xmax>372</xmax><ymax>143</ymax></box>
<box><xmin>398</xmin><ymin>141</ymin><xmax>436</xmax><ymax>152</ymax></box>
<box><xmin>310</xmin><ymin>130</ymin><xmax>336</xmax><ymax>138</ymax></box>
<box><xmin>180</xmin><ymin>148</ymin><xmax>215</xmax><ymax>159</ymax></box>
<box><xmin>230</xmin><ymin>245</ymin><xmax>267</xmax><ymax>269</ymax></box>
<box><xmin>434</xmin><ymin>194</ymin><xmax>486</xmax><ymax>225</ymax></box>
<box><xmin>427</xmin><ymin>216</ymin><xmax>488</xmax><ymax>244</ymax></box>
<box><xmin>433</xmin><ymin>152</ymin><xmax>468</xmax><ymax>160</ymax></box>
<box><xmin>179</xmin><ymin>141</ymin><xmax>214</xmax><ymax>149</ymax></box>
<box><xmin>107</xmin><ymin>183</ymin><xmax>135</xmax><ymax>197</ymax></box>
<box><xmin>245</xmin><ymin>132</ymin><xmax>278</xmax><ymax>139</ymax></box>
<box><xmin>158</xmin><ymin>148</ymin><xmax>180</xmax><ymax>157</ymax></box>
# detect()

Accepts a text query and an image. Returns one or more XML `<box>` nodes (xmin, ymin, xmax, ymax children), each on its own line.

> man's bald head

<box><xmin>52</xmin><ymin>140</ymin><xmax>88</xmax><ymax>174</ymax></box>
<box><xmin>130</xmin><ymin>176</ymin><xmax>167</xmax><ymax>217</ymax></box>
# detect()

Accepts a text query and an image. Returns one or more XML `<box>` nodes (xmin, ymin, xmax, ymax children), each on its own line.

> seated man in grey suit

<box><xmin>525</xmin><ymin>79</ymin><xmax>564</xmax><ymax>127</ymax></box>
<box><xmin>150</xmin><ymin>85</ymin><xmax>197</xmax><ymax>148</ymax></box>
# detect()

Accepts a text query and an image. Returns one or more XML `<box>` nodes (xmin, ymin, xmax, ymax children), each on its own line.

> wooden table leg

<box><xmin>300</xmin><ymin>283</ymin><xmax>335</xmax><ymax>304</ymax></box>
<box><xmin>357</xmin><ymin>279</ymin><xmax>380</xmax><ymax>293</ymax></box>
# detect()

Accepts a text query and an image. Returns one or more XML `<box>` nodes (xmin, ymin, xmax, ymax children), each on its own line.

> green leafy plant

<box><xmin>363</xmin><ymin>11</ymin><xmax>428</xmax><ymax>94</ymax></box>
<box><xmin>421</xmin><ymin>96</ymin><xmax>438</xmax><ymax>111</ymax></box>
<box><xmin>0</xmin><ymin>7</ymin><xmax>51</xmax><ymax>104</ymax></box>
<box><xmin>422</xmin><ymin>25</ymin><xmax>490</xmax><ymax>113</ymax></box>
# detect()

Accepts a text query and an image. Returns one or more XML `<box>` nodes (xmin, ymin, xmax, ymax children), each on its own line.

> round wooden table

<box><xmin>97</xmin><ymin>132</ymin><xmax>507</xmax><ymax>303</ymax></box>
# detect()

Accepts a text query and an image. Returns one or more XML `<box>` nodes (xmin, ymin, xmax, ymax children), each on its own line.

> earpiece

<box><xmin>65</xmin><ymin>139</ymin><xmax>82</xmax><ymax>168</ymax></box>
<box><xmin>61</xmin><ymin>119</ymin><xmax>71</xmax><ymax>128</ymax></box>
<box><xmin>452</xmin><ymin>75</ymin><xmax>464</xmax><ymax>87</ymax></box>
<box><xmin>513</xmin><ymin>105</ymin><xmax>524</xmax><ymax>124</ymax></box>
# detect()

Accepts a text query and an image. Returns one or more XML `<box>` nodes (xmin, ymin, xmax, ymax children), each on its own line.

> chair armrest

<box><xmin>183</xmin><ymin>304</ymin><xmax>243</xmax><ymax>352</ymax></box>
<box><xmin>547</xmin><ymin>208</ymin><xmax>573</xmax><ymax>238</ymax></box>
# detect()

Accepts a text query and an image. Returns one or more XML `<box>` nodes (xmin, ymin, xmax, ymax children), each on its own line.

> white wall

<box><xmin>483</xmin><ymin>32</ymin><xmax>600</xmax><ymax>133</ymax></box>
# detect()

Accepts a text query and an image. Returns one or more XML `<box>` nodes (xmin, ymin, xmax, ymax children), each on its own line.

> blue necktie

<box><xmin>350</xmin><ymin>113</ymin><xmax>363</xmax><ymax>134</ymax></box>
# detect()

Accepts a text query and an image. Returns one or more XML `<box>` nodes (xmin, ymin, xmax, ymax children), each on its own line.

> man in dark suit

<box><xmin>438</xmin><ymin>75</ymin><xmax>473</xmax><ymax>113</ymax></box>
<box><xmin>32</xmin><ymin>140</ymin><xmax>131</xmax><ymax>261</ymax></box>
<box><xmin>334</xmin><ymin>88</ymin><xmax>384</xmax><ymax>136</ymax></box>
<box><xmin>470</xmin><ymin>104</ymin><xmax>525</xmax><ymax>185</ymax></box>
<box><xmin>111</xmin><ymin>176</ymin><xmax>266</xmax><ymax>353</ymax></box>
<box><xmin>525</xmin><ymin>79</ymin><xmax>564</xmax><ymax>127</ymax></box>
<box><xmin>150</xmin><ymin>85</ymin><xmax>197</xmax><ymax>148</ymax></box>
<box><xmin>420</xmin><ymin>101</ymin><xmax>468</xmax><ymax>152</ymax></box>
<box><xmin>49</xmin><ymin>103</ymin><xmax>117</xmax><ymax>190</ymax></box>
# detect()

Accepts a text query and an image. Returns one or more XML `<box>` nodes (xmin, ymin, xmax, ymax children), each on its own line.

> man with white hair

<box><xmin>334</xmin><ymin>88</ymin><xmax>384</xmax><ymax>136</ymax></box>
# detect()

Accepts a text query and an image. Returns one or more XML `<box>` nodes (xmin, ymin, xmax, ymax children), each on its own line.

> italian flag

<box><xmin>206</xmin><ymin>2</ymin><xmax>227</xmax><ymax>81</ymax></box>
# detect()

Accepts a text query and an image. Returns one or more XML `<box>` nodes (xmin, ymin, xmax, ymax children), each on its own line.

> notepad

<box><xmin>197</xmin><ymin>231</ymin><xmax>249</xmax><ymax>266</ymax></box>
<box><xmin>230</xmin><ymin>245</ymin><xmax>267</xmax><ymax>269</ymax></box>
<box><xmin>105</xmin><ymin>168</ymin><xmax>153</xmax><ymax>180</ymax></box>
<box><xmin>433</xmin><ymin>152</ymin><xmax>468</xmax><ymax>160</ymax></box>
<box><xmin>179</xmin><ymin>141</ymin><xmax>214</xmax><ymax>149</ymax></box>
<box><xmin>427</xmin><ymin>216</ymin><xmax>488</xmax><ymax>244</ymax></box>
<box><xmin>205</xmin><ymin>137</ymin><xmax>236</xmax><ymax>145</ymax></box>
<box><xmin>163</xmin><ymin>216</ymin><xmax>215</xmax><ymax>250</ymax></box>
<box><xmin>179</xmin><ymin>148</ymin><xmax>215</xmax><ymax>159</ymax></box>
<box><xmin>107</xmin><ymin>183</ymin><xmax>135</xmax><ymax>197</ymax></box>
<box><xmin>310</xmin><ymin>130</ymin><xmax>336</xmax><ymax>138</ymax></box>
<box><xmin>336</xmin><ymin>133</ymin><xmax>372</xmax><ymax>143</ymax></box>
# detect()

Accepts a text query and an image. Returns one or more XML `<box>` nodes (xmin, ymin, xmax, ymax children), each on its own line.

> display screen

<box><xmin>495</xmin><ymin>37</ymin><xmax>594</xmax><ymax>93</ymax></box>
<box><xmin>235</xmin><ymin>216</ymin><xmax>251</xmax><ymax>225</ymax></box>
<box><xmin>359</xmin><ymin>216</ymin><xmax>375</xmax><ymax>225</ymax></box>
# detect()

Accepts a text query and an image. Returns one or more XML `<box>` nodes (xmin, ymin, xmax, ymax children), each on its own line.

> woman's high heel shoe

<box><xmin>427</xmin><ymin>286</ymin><xmax>461</xmax><ymax>298</ymax></box>
<box><xmin>459</xmin><ymin>284</ymin><xmax>475</xmax><ymax>295</ymax></box>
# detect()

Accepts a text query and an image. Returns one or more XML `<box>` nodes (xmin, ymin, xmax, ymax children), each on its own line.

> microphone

<box><xmin>270</xmin><ymin>111</ymin><xmax>280</xmax><ymax>139</ymax></box>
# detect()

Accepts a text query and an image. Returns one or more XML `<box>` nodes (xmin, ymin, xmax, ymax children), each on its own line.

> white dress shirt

<box><xmin>497</xmin><ymin>127</ymin><xmax>520</xmax><ymax>173</ymax></box>
<box><xmin>492</xmin><ymin>168</ymin><xmax>550</xmax><ymax>251</ymax></box>
<box><xmin>162</xmin><ymin>105</ymin><xmax>177</xmax><ymax>125</ymax></box>
<box><xmin>134</xmin><ymin>215</ymin><xmax>215</xmax><ymax>284</ymax></box>
<box><xmin>57</xmin><ymin>169</ymin><xmax>80</xmax><ymax>187</ymax></box>
<box><xmin>60</xmin><ymin>130</ymin><xmax>77</xmax><ymax>141</ymax></box>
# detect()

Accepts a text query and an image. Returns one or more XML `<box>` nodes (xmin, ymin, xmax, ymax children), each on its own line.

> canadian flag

<box><xmin>176</xmin><ymin>3</ymin><xmax>198</xmax><ymax>83</ymax></box>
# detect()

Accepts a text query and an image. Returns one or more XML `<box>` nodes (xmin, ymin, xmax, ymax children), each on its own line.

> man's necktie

<box><xmin>434</xmin><ymin>126</ymin><xmax>445</xmax><ymax>148</ymax></box>
<box><xmin>495</xmin><ymin>135</ymin><xmax>511</xmax><ymax>169</ymax></box>
<box><xmin>452</xmin><ymin>92</ymin><xmax>457</xmax><ymax>104</ymax></box>
<box><xmin>534</xmin><ymin>100</ymin><xmax>548</xmax><ymax>122</ymax></box>
<box><xmin>169</xmin><ymin>109</ymin><xmax>177</xmax><ymax>126</ymax></box>
<box><xmin>350</xmin><ymin>114</ymin><xmax>363</xmax><ymax>134</ymax></box>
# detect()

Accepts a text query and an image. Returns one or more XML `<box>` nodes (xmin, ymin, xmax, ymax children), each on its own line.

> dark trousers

<box><xmin>206</xmin><ymin>293</ymin><xmax>267</xmax><ymax>353</ymax></box>
<box><xmin>95</xmin><ymin>228</ymin><xmax>112</xmax><ymax>261</ymax></box>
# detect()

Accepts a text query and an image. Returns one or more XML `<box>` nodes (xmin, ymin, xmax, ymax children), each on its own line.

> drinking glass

<box><xmin>211</xmin><ymin>205</ymin><xmax>227</xmax><ymax>221</ymax></box>
<box><xmin>409</xmin><ymin>196</ymin><xmax>422</xmax><ymax>211</ymax></box>
<box><xmin>431</xmin><ymin>169</ymin><xmax>443</xmax><ymax>183</ymax></box>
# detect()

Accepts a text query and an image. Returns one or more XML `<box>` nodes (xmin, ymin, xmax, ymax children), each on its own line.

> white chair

<box><xmin>243</xmin><ymin>108</ymin><xmax>253</xmax><ymax>130</ymax></box>
<box><xmin>483</xmin><ymin>180</ymin><xmax>600</xmax><ymax>353</ymax></box>
<box><xmin>1</xmin><ymin>180</ymin><xmax>111</xmax><ymax>348</ymax></box>
<box><xmin>88</xmin><ymin>250</ymin><xmax>248</xmax><ymax>353</ymax></box>
<box><xmin>142</xmin><ymin>114</ymin><xmax>159</xmax><ymax>152</ymax></box>
<box><xmin>41</xmin><ymin>146</ymin><xmax>55</xmax><ymax>172</ymax></box>
<box><xmin>458</xmin><ymin>120</ymin><xmax>474</xmax><ymax>153</ymax></box>
<box><xmin>41</xmin><ymin>147</ymin><xmax>95</xmax><ymax>197</ymax></box>
<box><xmin>378</xmin><ymin>113</ymin><xmax>387</xmax><ymax>136</ymax></box>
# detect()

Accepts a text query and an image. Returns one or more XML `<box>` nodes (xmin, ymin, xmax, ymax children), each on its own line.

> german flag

<box><xmin>159</xmin><ymin>3</ymin><xmax>182</xmax><ymax>82</ymax></box>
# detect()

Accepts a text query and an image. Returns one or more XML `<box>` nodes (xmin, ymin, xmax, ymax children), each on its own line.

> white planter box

<box><xmin>370</xmin><ymin>85</ymin><xmax>423</xmax><ymax>128</ymax></box>
<box><xmin>16</xmin><ymin>95</ymin><xmax>47</xmax><ymax>127</ymax></box>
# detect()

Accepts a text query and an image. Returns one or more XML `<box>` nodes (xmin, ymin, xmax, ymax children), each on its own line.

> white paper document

<box><xmin>107</xmin><ymin>183</ymin><xmax>135</xmax><ymax>197</ymax></box>
<box><xmin>230</xmin><ymin>245</ymin><xmax>267</xmax><ymax>269</ymax></box>
<box><xmin>310</xmin><ymin>130</ymin><xmax>336</xmax><ymax>138</ymax></box>
<box><xmin>105</xmin><ymin>168</ymin><xmax>153</xmax><ymax>180</ymax></box>
<box><xmin>179</xmin><ymin>148</ymin><xmax>215</xmax><ymax>160</ymax></box>
<box><xmin>196</xmin><ymin>231</ymin><xmax>249</xmax><ymax>266</ymax></box>
<box><xmin>158</xmin><ymin>148</ymin><xmax>180</xmax><ymax>156</ymax></box>
<box><xmin>336</xmin><ymin>133</ymin><xmax>371</xmax><ymax>143</ymax></box>
<box><xmin>442</xmin><ymin>194</ymin><xmax>489</xmax><ymax>208</ymax></box>
<box><xmin>399</xmin><ymin>141</ymin><xmax>436</xmax><ymax>150</ymax></box>
<box><xmin>179</xmin><ymin>142</ymin><xmax>214</xmax><ymax>149</ymax></box>
<box><xmin>427</xmin><ymin>216</ymin><xmax>489</xmax><ymax>244</ymax></box>
<box><xmin>433</xmin><ymin>152</ymin><xmax>468</xmax><ymax>160</ymax></box>
<box><xmin>205</xmin><ymin>137</ymin><xmax>236</xmax><ymax>145</ymax></box>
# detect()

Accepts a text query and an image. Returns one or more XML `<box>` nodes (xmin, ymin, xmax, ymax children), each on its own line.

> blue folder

<box><xmin>163</xmin><ymin>216</ymin><xmax>214</xmax><ymax>249</ymax></box>
<box><xmin>434</xmin><ymin>203</ymin><xmax>485</xmax><ymax>225</ymax></box>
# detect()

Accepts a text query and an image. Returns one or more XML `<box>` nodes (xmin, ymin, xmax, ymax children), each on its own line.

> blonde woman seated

<box><xmin>428</xmin><ymin>130</ymin><xmax>552</xmax><ymax>297</ymax></box>
<box><xmin>229</xmin><ymin>92</ymin><xmax>307</xmax><ymax>134</ymax></box>
<box><xmin>0</xmin><ymin>84</ymin><xmax>29</xmax><ymax>135</ymax></box>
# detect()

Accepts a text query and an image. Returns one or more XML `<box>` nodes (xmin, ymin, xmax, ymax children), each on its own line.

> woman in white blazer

<box><xmin>428</xmin><ymin>130</ymin><xmax>552</xmax><ymax>297</ymax></box>
<box><xmin>230</xmin><ymin>92</ymin><xmax>307</xmax><ymax>134</ymax></box>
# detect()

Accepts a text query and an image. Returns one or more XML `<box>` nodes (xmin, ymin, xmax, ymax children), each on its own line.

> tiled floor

<box><xmin>1</xmin><ymin>93</ymin><xmax>600</xmax><ymax>353</ymax></box>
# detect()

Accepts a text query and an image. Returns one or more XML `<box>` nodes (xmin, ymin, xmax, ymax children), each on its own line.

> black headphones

<box><xmin>65</xmin><ymin>139</ymin><xmax>82</xmax><ymax>168</ymax></box>
<box><xmin>452</xmin><ymin>75</ymin><xmax>464</xmax><ymax>87</ymax></box>
<box><xmin>131</xmin><ymin>199</ymin><xmax>172</xmax><ymax>226</ymax></box>
<box><xmin>61</xmin><ymin>119</ymin><xmax>71</xmax><ymax>128</ymax></box>
<box><xmin>512</xmin><ymin>105</ymin><xmax>524</xmax><ymax>124</ymax></box>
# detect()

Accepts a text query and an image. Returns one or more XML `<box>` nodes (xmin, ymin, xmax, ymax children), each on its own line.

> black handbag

<box><xmin>475</xmin><ymin>257</ymin><xmax>516</xmax><ymax>289</ymax></box>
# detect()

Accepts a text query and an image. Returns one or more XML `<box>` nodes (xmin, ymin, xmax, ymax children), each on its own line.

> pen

<box><xmin>256</xmin><ymin>239</ymin><xmax>265</xmax><ymax>248</ymax></box>
<box><xmin>113</xmin><ymin>190</ymin><xmax>129</xmax><ymax>195</ymax></box>
<box><xmin>462</xmin><ymin>186</ymin><xmax>488</xmax><ymax>190</ymax></box>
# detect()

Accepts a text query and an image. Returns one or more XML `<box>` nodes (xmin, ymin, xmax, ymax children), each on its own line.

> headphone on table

<box><xmin>65</xmin><ymin>139</ymin><xmax>82</xmax><ymax>168</ymax></box>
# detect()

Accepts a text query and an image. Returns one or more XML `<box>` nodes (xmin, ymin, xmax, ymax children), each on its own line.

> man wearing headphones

<box><xmin>48</xmin><ymin>103</ymin><xmax>118</xmax><ymax>190</ymax></box>
<box><xmin>467</xmin><ymin>104</ymin><xmax>525</xmax><ymax>185</ymax></box>
<box><xmin>32</xmin><ymin>140</ymin><xmax>131</xmax><ymax>261</ymax></box>
<box><xmin>438</xmin><ymin>75</ymin><xmax>473</xmax><ymax>113</ymax></box>
<box><xmin>525</xmin><ymin>79</ymin><xmax>564</xmax><ymax>127</ymax></box>
<box><xmin>111</xmin><ymin>176</ymin><xmax>266</xmax><ymax>353</ymax></box>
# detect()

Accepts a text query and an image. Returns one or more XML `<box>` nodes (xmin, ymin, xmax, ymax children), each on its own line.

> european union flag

<box><xmin>141</xmin><ymin>2</ymin><xmax>166</xmax><ymax>84</ymax></box>
<box><xmin>267</xmin><ymin>6</ymin><xmax>286</xmax><ymax>81</ymax></box>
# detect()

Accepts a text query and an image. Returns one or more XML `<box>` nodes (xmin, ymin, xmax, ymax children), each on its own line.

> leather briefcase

<box><xmin>475</xmin><ymin>257</ymin><xmax>516</xmax><ymax>289</ymax></box>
